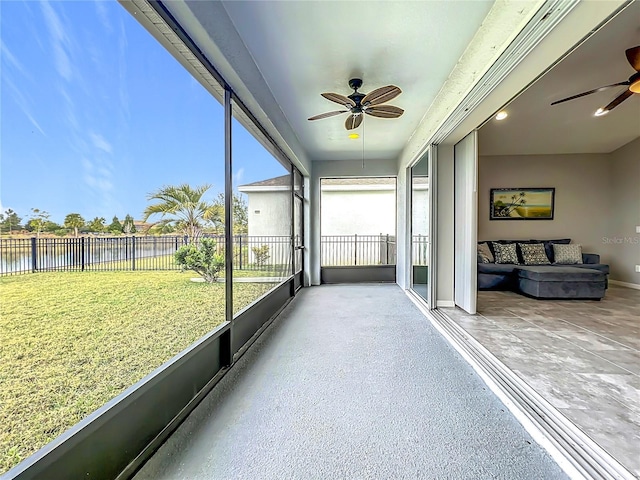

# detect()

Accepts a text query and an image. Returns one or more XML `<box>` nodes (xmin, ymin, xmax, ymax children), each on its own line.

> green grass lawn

<box><xmin>0</xmin><ymin>271</ymin><xmax>279</xmax><ymax>473</ymax></box>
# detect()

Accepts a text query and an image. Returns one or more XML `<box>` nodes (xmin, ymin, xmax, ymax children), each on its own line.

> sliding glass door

<box><xmin>410</xmin><ymin>153</ymin><xmax>430</xmax><ymax>303</ymax></box>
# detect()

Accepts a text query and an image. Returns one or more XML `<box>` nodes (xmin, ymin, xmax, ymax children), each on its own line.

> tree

<box><xmin>0</xmin><ymin>209</ymin><xmax>22</xmax><ymax>234</ymax></box>
<box><xmin>43</xmin><ymin>221</ymin><xmax>62</xmax><ymax>233</ymax></box>
<box><xmin>143</xmin><ymin>184</ymin><xmax>221</xmax><ymax>243</ymax></box>
<box><xmin>174</xmin><ymin>238</ymin><xmax>225</xmax><ymax>282</ymax></box>
<box><xmin>122</xmin><ymin>214</ymin><xmax>136</xmax><ymax>234</ymax></box>
<box><xmin>213</xmin><ymin>192</ymin><xmax>248</xmax><ymax>234</ymax></box>
<box><xmin>87</xmin><ymin>217</ymin><xmax>106</xmax><ymax>233</ymax></box>
<box><xmin>108</xmin><ymin>216</ymin><xmax>123</xmax><ymax>234</ymax></box>
<box><xmin>64</xmin><ymin>213</ymin><xmax>85</xmax><ymax>238</ymax></box>
<box><xmin>27</xmin><ymin>208</ymin><xmax>50</xmax><ymax>237</ymax></box>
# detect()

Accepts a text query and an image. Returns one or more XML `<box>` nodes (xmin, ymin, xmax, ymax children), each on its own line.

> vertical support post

<box><xmin>386</xmin><ymin>234</ymin><xmax>390</xmax><ymax>265</ymax></box>
<box><xmin>238</xmin><ymin>235</ymin><xmax>242</xmax><ymax>270</ymax></box>
<box><xmin>81</xmin><ymin>237</ymin><xmax>86</xmax><ymax>271</ymax></box>
<box><xmin>132</xmin><ymin>236</ymin><xmax>136</xmax><ymax>271</ymax></box>
<box><xmin>354</xmin><ymin>234</ymin><xmax>357</xmax><ymax>266</ymax></box>
<box><xmin>224</xmin><ymin>87</ymin><xmax>234</xmax><ymax>366</ymax></box>
<box><xmin>290</xmin><ymin>168</ymin><xmax>295</xmax><ymax>286</ymax></box>
<box><xmin>31</xmin><ymin>237</ymin><xmax>37</xmax><ymax>273</ymax></box>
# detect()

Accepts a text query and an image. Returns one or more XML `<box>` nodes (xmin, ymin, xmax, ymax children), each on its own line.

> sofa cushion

<box><xmin>493</xmin><ymin>242</ymin><xmax>519</xmax><ymax>264</ymax></box>
<box><xmin>518</xmin><ymin>243</ymin><xmax>551</xmax><ymax>265</ymax></box>
<box><xmin>516</xmin><ymin>266</ymin><xmax>603</xmax><ymax>282</ymax></box>
<box><xmin>477</xmin><ymin>263</ymin><xmax>518</xmax><ymax>274</ymax></box>
<box><xmin>531</xmin><ymin>238</ymin><xmax>571</xmax><ymax>263</ymax></box>
<box><xmin>477</xmin><ymin>242</ymin><xmax>494</xmax><ymax>263</ymax></box>
<box><xmin>571</xmin><ymin>263</ymin><xmax>610</xmax><ymax>275</ymax></box>
<box><xmin>554</xmin><ymin>244</ymin><xmax>583</xmax><ymax>264</ymax></box>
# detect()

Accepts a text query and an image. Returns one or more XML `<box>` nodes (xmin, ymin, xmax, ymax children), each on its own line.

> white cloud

<box><xmin>0</xmin><ymin>40</ymin><xmax>28</xmax><ymax>77</ymax></box>
<box><xmin>2</xmin><ymin>74</ymin><xmax>45</xmax><ymax>135</ymax></box>
<box><xmin>233</xmin><ymin>167</ymin><xmax>245</xmax><ymax>186</ymax></box>
<box><xmin>89</xmin><ymin>132</ymin><xmax>113</xmax><ymax>154</ymax></box>
<box><xmin>40</xmin><ymin>1</ymin><xmax>73</xmax><ymax>81</ymax></box>
<box><xmin>94</xmin><ymin>0</ymin><xmax>112</xmax><ymax>33</ymax></box>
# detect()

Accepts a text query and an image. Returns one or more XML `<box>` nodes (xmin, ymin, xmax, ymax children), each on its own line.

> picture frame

<box><xmin>490</xmin><ymin>188</ymin><xmax>555</xmax><ymax>220</ymax></box>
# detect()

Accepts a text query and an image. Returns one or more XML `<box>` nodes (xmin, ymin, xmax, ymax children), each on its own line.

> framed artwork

<box><xmin>490</xmin><ymin>188</ymin><xmax>555</xmax><ymax>220</ymax></box>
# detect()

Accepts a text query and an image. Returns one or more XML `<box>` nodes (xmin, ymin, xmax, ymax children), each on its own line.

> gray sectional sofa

<box><xmin>477</xmin><ymin>239</ymin><xmax>610</xmax><ymax>299</ymax></box>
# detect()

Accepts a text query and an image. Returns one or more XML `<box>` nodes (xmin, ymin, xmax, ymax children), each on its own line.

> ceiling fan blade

<box><xmin>364</xmin><ymin>105</ymin><xmax>404</xmax><ymax>118</ymax></box>
<box><xmin>308</xmin><ymin>110</ymin><xmax>349</xmax><ymax>121</ymax></box>
<box><xmin>321</xmin><ymin>92</ymin><xmax>356</xmax><ymax>108</ymax></box>
<box><xmin>361</xmin><ymin>85</ymin><xmax>402</xmax><ymax>106</ymax></box>
<box><xmin>601</xmin><ymin>89</ymin><xmax>634</xmax><ymax>112</ymax></box>
<box><xmin>345</xmin><ymin>114</ymin><xmax>363</xmax><ymax>130</ymax></box>
<box><xmin>626</xmin><ymin>46</ymin><xmax>640</xmax><ymax>72</ymax></box>
<box><xmin>550</xmin><ymin>82</ymin><xmax>630</xmax><ymax>105</ymax></box>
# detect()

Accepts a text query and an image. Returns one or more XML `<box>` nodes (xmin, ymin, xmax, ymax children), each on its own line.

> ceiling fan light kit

<box><xmin>308</xmin><ymin>78</ymin><xmax>404</xmax><ymax>130</ymax></box>
<box><xmin>551</xmin><ymin>46</ymin><xmax>640</xmax><ymax>115</ymax></box>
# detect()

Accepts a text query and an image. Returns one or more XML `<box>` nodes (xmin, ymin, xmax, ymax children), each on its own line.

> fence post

<box><xmin>386</xmin><ymin>234</ymin><xmax>390</xmax><ymax>265</ymax></box>
<box><xmin>132</xmin><ymin>236</ymin><xmax>136</xmax><ymax>271</ymax></box>
<box><xmin>354</xmin><ymin>234</ymin><xmax>357</xmax><ymax>266</ymax></box>
<box><xmin>238</xmin><ymin>235</ymin><xmax>242</xmax><ymax>270</ymax></box>
<box><xmin>31</xmin><ymin>237</ymin><xmax>37</xmax><ymax>273</ymax></box>
<box><xmin>79</xmin><ymin>237</ymin><xmax>84</xmax><ymax>271</ymax></box>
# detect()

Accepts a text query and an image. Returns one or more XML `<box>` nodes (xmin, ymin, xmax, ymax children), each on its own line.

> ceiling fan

<box><xmin>308</xmin><ymin>78</ymin><xmax>404</xmax><ymax>130</ymax></box>
<box><xmin>551</xmin><ymin>46</ymin><xmax>640</xmax><ymax>115</ymax></box>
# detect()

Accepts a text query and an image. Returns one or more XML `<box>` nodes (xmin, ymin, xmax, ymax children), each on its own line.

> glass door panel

<box><xmin>411</xmin><ymin>155</ymin><xmax>429</xmax><ymax>302</ymax></box>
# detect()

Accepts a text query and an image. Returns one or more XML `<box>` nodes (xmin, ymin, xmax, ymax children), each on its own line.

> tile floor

<box><xmin>442</xmin><ymin>286</ymin><xmax>640</xmax><ymax>478</ymax></box>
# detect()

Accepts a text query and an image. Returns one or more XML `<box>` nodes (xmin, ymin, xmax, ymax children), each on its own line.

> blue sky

<box><xmin>1</xmin><ymin>0</ymin><xmax>287</xmax><ymax>225</ymax></box>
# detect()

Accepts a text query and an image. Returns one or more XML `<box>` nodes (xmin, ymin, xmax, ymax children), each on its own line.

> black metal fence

<box><xmin>412</xmin><ymin>234</ymin><xmax>429</xmax><ymax>266</ymax></box>
<box><xmin>0</xmin><ymin>235</ymin><xmax>292</xmax><ymax>276</ymax></box>
<box><xmin>321</xmin><ymin>234</ymin><xmax>397</xmax><ymax>266</ymax></box>
<box><xmin>1</xmin><ymin>234</ymin><xmax>410</xmax><ymax>275</ymax></box>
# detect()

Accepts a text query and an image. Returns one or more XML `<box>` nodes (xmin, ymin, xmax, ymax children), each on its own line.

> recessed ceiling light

<box><xmin>594</xmin><ymin>108</ymin><xmax>609</xmax><ymax>117</ymax></box>
<box><xmin>495</xmin><ymin>111</ymin><xmax>508</xmax><ymax>120</ymax></box>
<box><xmin>348</xmin><ymin>133</ymin><xmax>360</xmax><ymax>139</ymax></box>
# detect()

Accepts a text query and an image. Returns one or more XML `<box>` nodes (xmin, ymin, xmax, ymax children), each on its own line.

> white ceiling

<box><xmin>479</xmin><ymin>1</ymin><xmax>640</xmax><ymax>156</ymax></box>
<box><xmin>216</xmin><ymin>1</ymin><xmax>494</xmax><ymax>162</ymax></box>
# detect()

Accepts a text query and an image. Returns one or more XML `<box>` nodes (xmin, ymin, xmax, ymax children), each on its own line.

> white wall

<box><xmin>245</xmin><ymin>190</ymin><xmax>291</xmax><ymax>268</ymax></box>
<box><xmin>246</xmin><ymin>191</ymin><xmax>291</xmax><ymax>236</ymax></box>
<box><xmin>606</xmin><ymin>137</ymin><xmax>640</xmax><ymax>286</ymax></box>
<box><xmin>321</xmin><ymin>189</ymin><xmax>396</xmax><ymax>236</ymax></box>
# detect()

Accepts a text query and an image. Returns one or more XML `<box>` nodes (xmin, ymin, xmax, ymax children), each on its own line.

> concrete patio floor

<box><xmin>134</xmin><ymin>284</ymin><xmax>567</xmax><ymax>479</ymax></box>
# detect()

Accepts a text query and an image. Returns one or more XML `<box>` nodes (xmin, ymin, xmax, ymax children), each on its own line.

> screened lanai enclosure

<box><xmin>2</xmin><ymin>1</ymin><xmax>638</xmax><ymax>479</ymax></box>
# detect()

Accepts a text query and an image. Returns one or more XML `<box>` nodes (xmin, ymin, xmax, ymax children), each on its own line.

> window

<box><xmin>320</xmin><ymin>177</ymin><xmax>396</xmax><ymax>266</ymax></box>
<box><xmin>0</xmin><ymin>2</ymin><xmax>225</xmax><ymax>471</ymax></box>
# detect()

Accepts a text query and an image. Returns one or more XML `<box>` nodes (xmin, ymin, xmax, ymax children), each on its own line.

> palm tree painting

<box><xmin>490</xmin><ymin>188</ymin><xmax>555</xmax><ymax>220</ymax></box>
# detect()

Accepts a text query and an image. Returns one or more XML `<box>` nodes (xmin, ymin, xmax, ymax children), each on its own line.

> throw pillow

<box><xmin>477</xmin><ymin>242</ymin><xmax>494</xmax><ymax>263</ymax></box>
<box><xmin>492</xmin><ymin>242</ymin><xmax>519</xmax><ymax>264</ymax></box>
<box><xmin>518</xmin><ymin>243</ymin><xmax>551</xmax><ymax>265</ymax></box>
<box><xmin>553</xmin><ymin>244</ymin><xmax>583</xmax><ymax>264</ymax></box>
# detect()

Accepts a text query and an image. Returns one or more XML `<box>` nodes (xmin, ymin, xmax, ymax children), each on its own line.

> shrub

<box><xmin>251</xmin><ymin>244</ymin><xmax>270</xmax><ymax>268</ymax></box>
<box><xmin>174</xmin><ymin>238</ymin><xmax>224</xmax><ymax>282</ymax></box>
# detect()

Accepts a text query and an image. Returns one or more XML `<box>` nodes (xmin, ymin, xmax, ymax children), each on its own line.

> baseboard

<box><xmin>436</xmin><ymin>300</ymin><xmax>455</xmax><ymax>307</ymax></box>
<box><xmin>609</xmin><ymin>280</ymin><xmax>640</xmax><ymax>290</ymax></box>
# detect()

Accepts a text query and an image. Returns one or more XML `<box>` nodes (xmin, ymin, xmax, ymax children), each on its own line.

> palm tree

<box><xmin>143</xmin><ymin>184</ymin><xmax>221</xmax><ymax>243</ymax></box>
